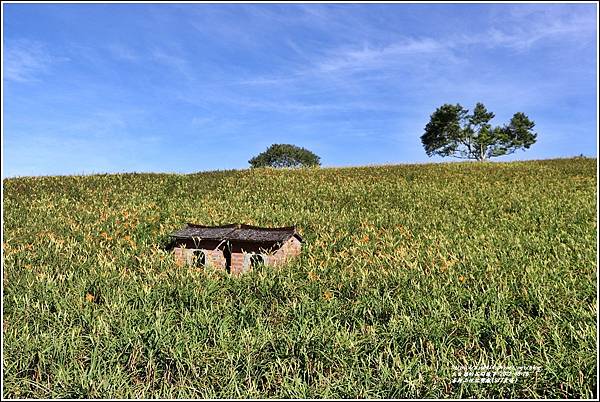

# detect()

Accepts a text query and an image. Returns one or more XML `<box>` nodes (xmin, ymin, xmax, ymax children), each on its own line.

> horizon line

<box><xmin>2</xmin><ymin>155</ymin><xmax>596</xmax><ymax>180</ymax></box>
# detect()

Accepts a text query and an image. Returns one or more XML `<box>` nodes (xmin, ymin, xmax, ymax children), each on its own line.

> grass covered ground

<box><xmin>2</xmin><ymin>157</ymin><xmax>597</xmax><ymax>398</ymax></box>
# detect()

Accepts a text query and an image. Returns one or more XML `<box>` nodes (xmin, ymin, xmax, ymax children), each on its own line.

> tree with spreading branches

<box><xmin>249</xmin><ymin>144</ymin><xmax>321</xmax><ymax>168</ymax></box>
<box><xmin>421</xmin><ymin>102</ymin><xmax>537</xmax><ymax>161</ymax></box>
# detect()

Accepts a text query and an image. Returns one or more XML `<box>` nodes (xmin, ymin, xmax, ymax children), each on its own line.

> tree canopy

<box><xmin>248</xmin><ymin>144</ymin><xmax>321</xmax><ymax>168</ymax></box>
<box><xmin>421</xmin><ymin>102</ymin><xmax>537</xmax><ymax>161</ymax></box>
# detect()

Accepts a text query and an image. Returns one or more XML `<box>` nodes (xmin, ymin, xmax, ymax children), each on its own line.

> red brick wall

<box><xmin>208</xmin><ymin>249</ymin><xmax>226</xmax><ymax>268</ymax></box>
<box><xmin>173</xmin><ymin>247</ymin><xmax>224</xmax><ymax>268</ymax></box>
<box><xmin>173</xmin><ymin>236</ymin><xmax>302</xmax><ymax>274</ymax></box>
<box><xmin>271</xmin><ymin>236</ymin><xmax>302</xmax><ymax>266</ymax></box>
<box><xmin>173</xmin><ymin>239</ymin><xmax>228</xmax><ymax>270</ymax></box>
<box><xmin>231</xmin><ymin>252</ymin><xmax>245</xmax><ymax>275</ymax></box>
<box><xmin>174</xmin><ymin>247</ymin><xmax>186</xmax><ymax>266</ymax></box>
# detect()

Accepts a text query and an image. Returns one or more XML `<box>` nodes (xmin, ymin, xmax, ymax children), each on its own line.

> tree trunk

<box><xmin>479</xmin><ymin>145</ymin><xmax>486</xmax><ymax>161</ymax></box>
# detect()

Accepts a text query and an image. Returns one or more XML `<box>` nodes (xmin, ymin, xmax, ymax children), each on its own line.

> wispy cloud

<box><xmin>151</xmin><ymin>47</ymin><xmax>194</xmax><ymax>81</ymax></box>
<box><xmin>236</xmin><ymin>3</ymin><xmax>595</xmax><ymax>86</ymax></box>
<box><xmin>4</xmin><ymin>39</ymin><xmax>67</xmax><ymax>83</ymax></box>
<box><xmin>316</xmin><ymin>37</ymin><xmax>447</xmax><ymax>74</ymax></box>
<box><xmin>465</xmin><ymin>4</ymin><xmax>596</xmax><ymax>50</ymax></box>
<box><xmin>3</xmin><ymin>3</ymin><xmax>596</xmax><ymax>176</ymax></box>
<box><xmin>107</xmin><ymin>43</ymin><xmax>140</xmax><ymax>62</ymax></box>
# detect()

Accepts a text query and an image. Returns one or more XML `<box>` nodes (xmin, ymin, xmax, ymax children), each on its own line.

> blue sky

<box><xmin>2</xmin><ymin>2</ymin><xmax>598</xmax><ymax>177</ymax></box>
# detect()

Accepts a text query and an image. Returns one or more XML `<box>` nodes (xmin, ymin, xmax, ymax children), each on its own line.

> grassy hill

<box><xmin>2</xmin><ymin>158</ymin><xmax>597</xmax><ymax>398</ymax></box>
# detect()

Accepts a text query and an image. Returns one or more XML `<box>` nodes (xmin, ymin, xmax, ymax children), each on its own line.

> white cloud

<box><xmin>316</xmin><ymin>37</ymin><xmax>446</xmax><ymax>73</ymax></box>
<box><xmin>461</xmin><ymin>5</ymin><xmax>596</xmax><ymax>51</ymax></box>
<box><xmin>4</xmin><ymin>39</ymin><xmax>67</xmax><ymax>83</ymax></box>
<box><xmin>151</xmin><ymin>48</ymin><xmax>194</xmax><ymax>81</ymax></box>
<box><xmin>107</xmin><ymin>43</ymin><xmax>140</xmax><ymax>62</ymax></box>
<box><xmin>237</xmin><ymin>4</ymin><xmax>595</xmax><ymax>87</ymax></box>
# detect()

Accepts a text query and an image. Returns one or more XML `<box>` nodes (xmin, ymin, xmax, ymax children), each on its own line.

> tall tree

<box><xmin>421</xmin><ymin>102</ymin><xmax>537</xmax><ymax>161</ymax></box>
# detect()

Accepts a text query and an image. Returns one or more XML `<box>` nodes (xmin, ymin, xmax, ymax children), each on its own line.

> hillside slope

<box><xmin>2</xmin><ymin>158</ymin><xmax>597</xmax><ymax>398</ymax></box>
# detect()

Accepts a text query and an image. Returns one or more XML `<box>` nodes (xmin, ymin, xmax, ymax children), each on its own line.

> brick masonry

<box><xmin>173</xmin><ymin>236</ymin><xmax>301</xmax><ymax>275</ymax></box>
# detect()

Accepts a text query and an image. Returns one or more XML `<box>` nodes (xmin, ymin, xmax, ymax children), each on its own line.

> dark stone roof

<box><xmin>169</xmin><ymin>223</ymin><xmax>303</xmax><ymax>244</ymax></box>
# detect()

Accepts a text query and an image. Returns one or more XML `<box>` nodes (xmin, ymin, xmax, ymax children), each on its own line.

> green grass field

<box><xmin>2</xmin><ymin>157</ymin><xmax>597</xmax><ymax>398</ymax></box>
